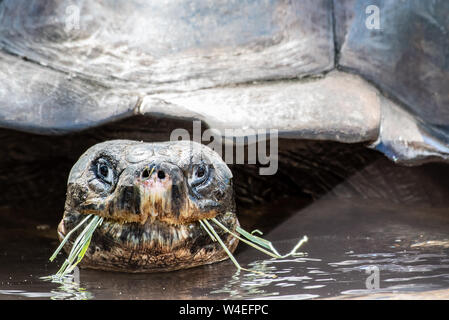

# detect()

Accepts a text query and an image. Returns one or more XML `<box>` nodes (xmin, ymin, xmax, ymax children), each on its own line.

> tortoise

<box><xmin>0</xmin><ymin>0</ymin><xmax>448</xmax><ymax>272</ymax></box>
<box><xmin>58</xmin><ymin>140</ymin><xmax>239</xmax><ymax>272</ymax></box>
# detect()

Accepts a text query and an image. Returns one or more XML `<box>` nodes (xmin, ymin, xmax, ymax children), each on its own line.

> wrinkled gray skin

<box><xmin>59</xmin><ymin>140</ymin><xmax>238</xmax><ymax>272</ymax></box>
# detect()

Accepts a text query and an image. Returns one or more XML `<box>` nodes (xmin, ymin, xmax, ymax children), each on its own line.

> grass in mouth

<box><xmin>46</xmin><ymin>214</ymin><xmax>104</xmax><ymax>280</ymax></box>
<box><xmin>46</xmin><ymin>209</ymin><xmax>307</xmax><ymax>279</ymax></box>
<box><xmin>201</xmin><ymin>215</ymin><xmax>308</xmax><ymax>278</ymax></box>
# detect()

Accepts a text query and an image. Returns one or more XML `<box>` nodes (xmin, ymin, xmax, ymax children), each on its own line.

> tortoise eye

<box><xmin>99</xmin><ymin>164</ymin><xmax>109</xmax><ymax>177</ymax></box>
<box><xmin>196</xmin><ymin>166</ymin><xmax>205</xmax><ymax>178</ymax></box>
<box><xmin>96</xmin><ymin>158</ymin><xmax>114</xmax><ymax>185</ymax></box>
<box><xmin>191</xmin><ymin>163</ymin><xmax>209</xmax><ymax>187</ymax></box>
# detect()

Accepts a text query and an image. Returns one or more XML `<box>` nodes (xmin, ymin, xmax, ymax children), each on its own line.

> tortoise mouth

<box><xmin>58</xmin><ymin>210</ymin><xmax>239</xmax><ymax>273</ymax></box>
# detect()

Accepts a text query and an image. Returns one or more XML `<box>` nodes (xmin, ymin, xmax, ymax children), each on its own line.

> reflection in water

<box><xmin>0</xmin><ymin>290</ymin><xmax>54</xmax><ymax>299</ymax></box>
<box><xmin>209</xmin><ymin>244</ymin><xmax>449</xmax><ymax>299</ymax></box>
<box><xmin>210</xmin><ymin>261</ymin><xmax>281</xmax><ymax>299</ymax></box>
<box><xmin>44</xmin><ymin>274</ymin><xmax>93</xmax><ymax>300</ymax></box>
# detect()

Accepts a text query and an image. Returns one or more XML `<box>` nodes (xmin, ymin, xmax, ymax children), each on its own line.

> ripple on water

<box><xmin>208</xmin><ymin>242</ymin><xmax>449</xmax><ymax>299</ymax></box>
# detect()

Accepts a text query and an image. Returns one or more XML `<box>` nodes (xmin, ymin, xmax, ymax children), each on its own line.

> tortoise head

<box><xmin>58</xmin><ymin>140</ymin><xmax>238</xmax><ymax>272</ymax></box>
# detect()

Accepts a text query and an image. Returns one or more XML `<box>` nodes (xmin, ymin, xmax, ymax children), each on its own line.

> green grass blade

<box><xmin>235</xmin><ymin>225</ymin><xmax>279</xmax><ymax>254</ymax></box>
<box><xmin>64</xmin><ymin>236</ymin><xmax>92</xmax><ymax>275</ymax></box>
<box><xmin>214</xmin><ymin>217</ymin><xmax>308</xmax><ymax>259</ymax></box>
<box><xmin>61</xmin><ymin>216</ymin><xmax>103</xmax><ymax>277</ymax></box>
<box><xmin>49</xmin><ymin>214</ymin><xmax>93</xmax><ymax>262</ymax></box>
<box><xmin>201</xmin><ymin>219</ymin><xmax>275</xmax><ymax>277</ymax></box>
<box><xmin>63</xmin><ymin>216</ymin><xmax>97</xmax><ymax>262</ymax></box>
<box><xmin>201</xmin><ymin>219</ymin><xmax>241</xmax><ymax>270</ymax></box>
<box><xmin>199</xmin><ymin>220</ymin><xmax>216</xmax><ymax>242</ymax></box>
<box><xmin>237</xmin><ymin>224</ymin><xmax>308</xmax><ymax>258</ymax></box>
<box><xmin>56</xmin><ymin>215</ymin><xmax>95</xmax><ymax>265</ymax></box>
<box><xmin>51</xmin><ymin>215</ymin><xmax>103</xmax><ymax>279</ymax></box>
<box><xmin>251</xmin><ymin>229</ymin><xmax>264</xmax><ymax>236</ymax></box>
<box><xmin>60</xmin><ymin>216</ymin><xmax>103</xmax><ymax>277</ymax></box>
<box><xmin>211</xmin><ymin>218</ymin><xmax>280</xmax><ymax>258</ymax></box>
<box><xmin>285</xmin><ymin>235</ymin><xmax>309</xmax><ymax>257</ymax></box>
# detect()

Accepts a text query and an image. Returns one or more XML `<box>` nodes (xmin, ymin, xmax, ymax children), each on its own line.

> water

<box><xmin>1</xmin><ymin>226</ymin><xmax>448</xmax><ymax>300</ymax></box>
<box><xmin>1</xmin><ymin>159</ymin><xmax>449</xmax><ymax>300</ymax></box>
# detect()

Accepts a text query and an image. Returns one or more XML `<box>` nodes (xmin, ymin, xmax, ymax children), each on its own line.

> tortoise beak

<box><xmin>132</xmin><ymin>162</ymin><xmax>187</xmax><ymax>224</ymax></box>
<box><xmin>57</xmin><ymin>219</ymin><xmax>66</xmax><ymax>242</ymax></box>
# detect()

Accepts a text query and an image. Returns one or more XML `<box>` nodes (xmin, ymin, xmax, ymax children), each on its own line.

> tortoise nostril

<box><xmin>157</xmin><ymin>170</ymin><xmax>166</xmax><ymax>180</ymax></box>
<box><xmin>142</xmin><ymin>168</ymin><xmax>151</xmax><ymax>179</ymax></box>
